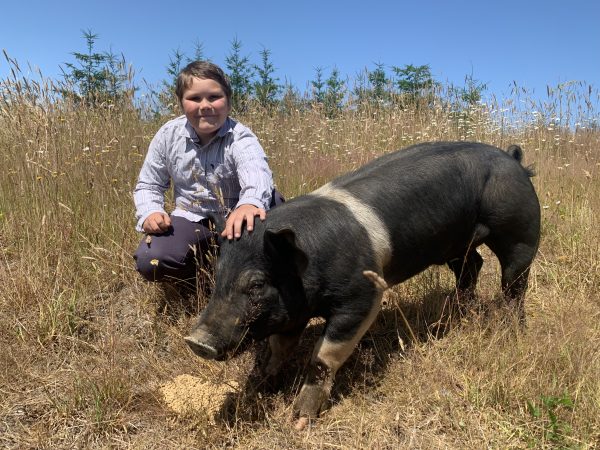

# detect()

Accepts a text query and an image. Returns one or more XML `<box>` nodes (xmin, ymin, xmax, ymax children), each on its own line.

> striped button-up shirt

<box><xmin>134</xmin><ymin>115</ymin><xmax>274</xmax><ymax>231</ymax></box>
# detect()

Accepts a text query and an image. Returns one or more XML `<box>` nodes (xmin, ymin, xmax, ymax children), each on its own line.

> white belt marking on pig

<box><xmin>312</xmin><ymin>183</ymin><xmax>392</xmax><ymax>272</ymax></box>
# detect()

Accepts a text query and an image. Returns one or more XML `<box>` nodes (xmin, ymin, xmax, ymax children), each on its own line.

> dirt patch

<box><xmin>159</xmin><ymin>374</ymin><xmax>238</xmax><ymax>421</ymax></box>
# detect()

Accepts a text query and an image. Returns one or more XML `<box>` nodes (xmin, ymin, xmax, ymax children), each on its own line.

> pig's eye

<box><xmin>248</xmin><ymin>280</ymin><xmax>264</xmax><ymax>296</ymax></box>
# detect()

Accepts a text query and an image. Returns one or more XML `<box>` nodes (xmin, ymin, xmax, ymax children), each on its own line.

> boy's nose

<box><xmin>199</xmin><ymin>98</ymin><xmax>212</xmax><ymax>109</ymax></box>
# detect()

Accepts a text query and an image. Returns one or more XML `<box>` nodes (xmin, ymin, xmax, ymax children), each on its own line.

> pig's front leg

<box><xmin>247</xmin><ymin>330</ymin><xmax>304</xmax><ymax>395</ymax></box>
<box><xmin>263</xmin><ymin>332</ymin><xmax>303</xmax><ymax>376</ymax></box>
<box><xmin>294</xmin><ymin>295</ymin><xmax>381</xmax><ymax>429</ymax></box>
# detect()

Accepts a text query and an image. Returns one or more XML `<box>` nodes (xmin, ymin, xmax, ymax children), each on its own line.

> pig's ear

<box><xmin>264</xmin><ymin>228</ymin><xmax>308</xmax><ymax>277</ymax></box>
<box><xmin>206</xmin><ymin>212</ymin><xmax>226</xmax><ymax>244</ymax></box>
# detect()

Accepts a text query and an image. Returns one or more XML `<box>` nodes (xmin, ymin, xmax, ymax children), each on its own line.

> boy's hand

<box><xmin>222</xmin><ymin>204</ymin><xmax>266</xmax><ymax>240</ymax></box>
<box><xmin>142</xmin><ymin>212</ymin><xmax>172</xmax><ymax>234</ymax></box>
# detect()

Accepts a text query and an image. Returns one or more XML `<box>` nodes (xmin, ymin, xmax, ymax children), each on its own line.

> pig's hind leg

<box><xmin>447</xmin><ymin>248</ymin><xmax>484</xmax><ymax>301</ymax></box>
<box><xmin>487</xmin><ymin>238</ymin><xmax>538</xmax><ymax>323</ymax></box>
<box><xmin>479</xmin><ymin>170</ymin><xmax>540</xmax><ymax>323</ymax></box>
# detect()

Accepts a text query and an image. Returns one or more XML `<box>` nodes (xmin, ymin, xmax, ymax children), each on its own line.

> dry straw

<box><xmin>1</xmin><ymin>52</ymin><xmax>598</xmax><ymax>448</ymax></box>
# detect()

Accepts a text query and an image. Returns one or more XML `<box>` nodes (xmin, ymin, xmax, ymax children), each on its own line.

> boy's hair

<box><xmin>175</xmin><ymin>61</ymin><xmax>232</xmax><ymax>105</ymax></box>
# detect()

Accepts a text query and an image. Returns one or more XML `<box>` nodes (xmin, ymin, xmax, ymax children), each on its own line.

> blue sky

<box><xmin>1</xmin><ymin>0</ymin><xmax>598</xmax><ymax>101</ymax></box>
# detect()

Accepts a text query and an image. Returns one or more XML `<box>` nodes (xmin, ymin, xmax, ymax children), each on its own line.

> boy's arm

<box><xmin>133</xmin><ymin>131</ymin><xmax>171</xmax><ymax>232</ymax></box>
<box><xmin>223</xmin><ymin>132</ymin><xmax>274</xmax><ymax>239</ymax></box>
<box><xmin>231</xmin><ymin>132</ymin><xmax>274</xmax><ymax>209</ymax></box>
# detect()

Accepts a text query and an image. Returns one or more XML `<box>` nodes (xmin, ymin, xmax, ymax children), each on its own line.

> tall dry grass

<box><xmin>1</xmin><ymin>56</ymin><xmax>599</xmax><ymax>449</ymax></box>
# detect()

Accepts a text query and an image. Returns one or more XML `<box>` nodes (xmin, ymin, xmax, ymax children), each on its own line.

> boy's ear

<box><xmin>263</xmin><ymin>228</ymin><xmax>308</xmax><ymax>277</ymax></box>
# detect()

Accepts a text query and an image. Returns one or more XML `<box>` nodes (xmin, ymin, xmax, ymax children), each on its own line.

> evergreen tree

<box><xmin>60</xmin><ymin>29</ymin><xmax>134</xmax><ymax>106</ymax></box>
<box><xmin>253</xmin><ymin>47</ymin><xmax>280</xmax><ymax>107</ymax></box>
<box><xmin>352</xmin><ymin>68</ymin><xmax>370</xmax><ymax>105</ymax></box>
<box><xmin>103</xmin><ymin>48</ymin><xmax>135</xmax><ymax>102</ymax></box>
<box><xmin>153</xmin><ymin>48</ymin><xmax>186</xmax><ymax>114</ymax></box>
<box><xmin>165</xmin><ymin>48</ymin><xmax>185</xmax><ymax>90</ymax></box>
<box><xmin>460</xmin><ymin>72</ymin><xmax>487</xmax><ymax>105</ymax></box>
<box><xmin>368</xmin><ymin>62</ymin><xmax>390</xmax><ymax>103</ymax></box>
<box><xmin>225</xmin><ymin>37</ymin><xmax>254</xmax><ymax>111</ymax></box>
<box><xmin>189</xmin><ymin>40</ymin><xmax>205</xmax><ymax>62</ymax></box>
<box><xmin>392</xmin><ymin>64</ymin><xmax>436</xmax><ymax>105</ymax></box>
<box><xmin>280</xmin><ymin>80</ymin><xmax>305</xmax><ymax>114</ymax></box>
<box><xmin>61</xmin><ymin>29</ymin><xmax>109</xmax><ymax>104</ymax></box>
<box><xmin>352</xmin><ymin>64</ymin><xmax>391</xmax><ymax>107</ymax></box>
<box><xmin>311</xmin><ymin>66</ymin><xmax>326</xmax><ymax>104</ymax></box>
<box><xmin>324</xmin><ymin>67</ymin><xmax>346</xmax><ymax>118</ymax></box>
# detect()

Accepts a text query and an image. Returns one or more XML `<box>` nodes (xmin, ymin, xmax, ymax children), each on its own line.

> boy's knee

<box><xmin>134</xmin><ymin>238</ymin><xmax>199</xmax><ymax>282</ymax></box>
<box><xmin>133</xmin><ymin>216</ymin><xmax>217</xmax><ymax>283</ymax></box>
<box><xmin>134</xmin><ymin>248</ymin><xmax>167</xmax><ymax>282</ymax></box>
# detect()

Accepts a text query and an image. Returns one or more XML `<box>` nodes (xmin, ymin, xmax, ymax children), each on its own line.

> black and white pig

<box><xmin>185</xmin><ymin>141</ymin><xmax>541</xmax><ymax>424</ymax></box>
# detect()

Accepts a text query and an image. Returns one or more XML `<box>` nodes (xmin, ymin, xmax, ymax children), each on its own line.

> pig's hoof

<box><xmin>294</xmin><ymin>384</ymin><xmax>329</xmax><ymax>418</ymax></box>
<box><xmin>294</xmin><ymin>417</ymin><xmax>310</xmax><ymax>431</ymax></box>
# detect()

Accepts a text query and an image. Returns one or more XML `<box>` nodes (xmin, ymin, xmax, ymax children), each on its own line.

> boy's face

<box><xmin>181</xmin><ymin>77</ymin><xmax>231</xmax><ymax>145</ymax></box>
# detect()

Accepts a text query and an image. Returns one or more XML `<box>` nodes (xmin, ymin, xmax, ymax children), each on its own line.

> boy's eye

<box><xmin>185</xmin><ymin>94</ymin><xmax>222</xmax><ymax>103</ymax></box>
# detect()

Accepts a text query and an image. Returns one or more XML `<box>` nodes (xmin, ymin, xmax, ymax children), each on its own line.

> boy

<box><xmin>133</xmin><ymin>60</ymin><xmax>282</xmax><ymax>286</ymax></box>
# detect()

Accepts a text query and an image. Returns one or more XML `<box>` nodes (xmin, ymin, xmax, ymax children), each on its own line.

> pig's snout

<box><xmin>185</xmin><ymin>313</ymin><xmax>249</xmax><ymax>361</ymax></box>
<box><xmin>184</xmin><ymin>333</ymin><xmax>220</xmax><ymax>359</ymax></box>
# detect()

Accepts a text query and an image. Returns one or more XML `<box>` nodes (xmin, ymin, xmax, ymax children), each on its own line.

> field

<box><xmin>1</xmin><ymin>67</ymin><xmax>599</xmax><ymax>448</ymax></box>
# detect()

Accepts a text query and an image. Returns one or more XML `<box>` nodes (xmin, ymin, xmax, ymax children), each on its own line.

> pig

<box><xmin>184</xmin><ymin>141</ymin><xmax>541</xmax><ymax>425</ymax></box>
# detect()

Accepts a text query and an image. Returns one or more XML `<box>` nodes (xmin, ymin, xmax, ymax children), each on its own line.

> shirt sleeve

<box><xmin>133</xmin><ymin>128</ymin><xmax>171</xmax><ymax>231</ymax></box>
<box><xmin>230</xmin><ymin>130</ymin><xmax>274</xmax><ymax>211</ymax></box>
